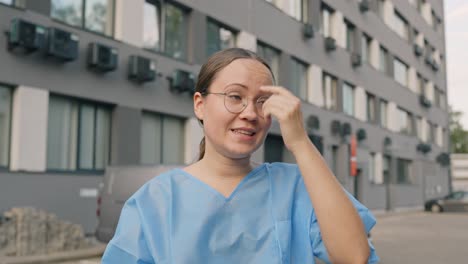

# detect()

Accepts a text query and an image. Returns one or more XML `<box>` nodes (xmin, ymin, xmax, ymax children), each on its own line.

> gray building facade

<box><xmin>0</xmin><ymin>0</ymin><xmax>450</xmax><ymax>233</ymax></box>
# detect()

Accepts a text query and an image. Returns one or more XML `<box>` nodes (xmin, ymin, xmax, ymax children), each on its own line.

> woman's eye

<box><xmin>228</xmin><ymin>95</ymin><xmax>242</xmax><ymax>101</ymax></box>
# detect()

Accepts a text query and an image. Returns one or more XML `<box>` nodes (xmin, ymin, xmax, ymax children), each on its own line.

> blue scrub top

<box><xmin>102</xmin><ymin>162</ymin><xmax>379</xmax><ymax>263</ymax></box>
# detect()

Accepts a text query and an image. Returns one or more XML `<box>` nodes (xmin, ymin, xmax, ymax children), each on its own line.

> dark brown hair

<box><xmin>195</xmin><ymin>48</ymin><xmax>275</xmax><ymax>160</ymax></box>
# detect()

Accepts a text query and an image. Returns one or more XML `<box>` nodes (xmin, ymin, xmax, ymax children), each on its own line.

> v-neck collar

<box><xmin>176</xmin><ymin>163</ymin><xmax>266</xmax><ymax>202</ymax></box>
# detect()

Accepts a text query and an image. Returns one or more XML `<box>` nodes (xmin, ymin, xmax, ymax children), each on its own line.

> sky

<box><xmin>445</xmin><ymin>0</ymin><xmax>468</xmax><ymax>128</ymax></box>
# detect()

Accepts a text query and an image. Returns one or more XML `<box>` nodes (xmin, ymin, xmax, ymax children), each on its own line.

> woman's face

<box><xmin>194</xmin><ymin>58</ymin><xmax>274</xmax><ymax>160</ymax></box>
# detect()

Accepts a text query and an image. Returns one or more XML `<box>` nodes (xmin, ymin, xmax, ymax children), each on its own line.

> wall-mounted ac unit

<box><xmin>414</xmin><ymin>44</ymin><xmax>423</xmax><ymax>57</ymax></box>
<box><xmin>128</xmin><ymin>55</ymin><xmax>156</xmax><ymax>83</ymax></box>
<box><xmin>424</xmin><ymin>54</ymin><xmax>433</xmax><ymax>65</ymax></box>
<box><xmin>356</xmin><ymin>128</ymin><xmax>367</xmax><ymax>141</ymax></box>
<box><xmin>331</xmin><ymin>120</ymin><xmax>341</xmax><ymax>135</ymax></box>
<box><xmin>419</xmin><ymin>95</ymin><xmax>432</xmax><ymax>108</ymax></box>
<box><xmin>170</xmin><ymin>69</ymin><xmax>195</xmax><ymax>93</ymax></box>
<box><xmin>306</xmin><ymin>115</ymin><xmax>320</xmax><ymax>131</ymax></box>
<box><xmin>47</xmin><ymin>27</ymin><xmax>79</xmax><ymax>61</ymax></box>
<box><xmin>302</xmin><ymin>23</ymin><xmax>314</xmax><ymax>39</ymax></box>
<box><xmin>432</xmin><ymin>61</ymin><xmax>439</xmax><ymax>72</ymax></box>
<box><xmin>8</xmin><ymin>18</ymin><xmax>46</xmax><ymax>53</ymax></box>
<box><xmin>359</xmin><ymin>0</ymin><xmax>370</xmax><ymax>12</ymax></box>
<box><xmin>87</xmin><ymin>42</ymin><xmax>118</xmax><ymax>72</ymax></box>
<box><xmin>341</xmin><ymin>122</ymin><xmax>352</xmax><ymax>137</ymax></box>
<box><xmin>416</xmin><ymin>143</ymin><xmax>432</xmax><ymax>154</ymax></box>
<box><xmin>325</xmin><ymin>37</ymin><xmax>336</xmax><ymax>52</ymax></box>
<box><xmin>351</xmin><ymin>53</ymin><xmax>362</xmax><ymax>67</ymax></box>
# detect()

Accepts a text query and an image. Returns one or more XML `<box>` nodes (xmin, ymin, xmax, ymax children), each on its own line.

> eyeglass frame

<box><xmin>200</xmin><ymin>91</ymin><xmax>271</xmax><ymax>117</ymax></box>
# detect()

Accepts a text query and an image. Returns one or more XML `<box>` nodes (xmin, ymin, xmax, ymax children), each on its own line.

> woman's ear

<box><xmin>193</xmin><ymin>92</ymin><xmax>204</xmax><ymax>121</ymax></box>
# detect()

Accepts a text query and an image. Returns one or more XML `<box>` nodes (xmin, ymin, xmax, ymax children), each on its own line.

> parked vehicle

<box><xmin>95</xmin><ymin>165</ymin><xmax>181</xmax><ymax>243</ymax></box>
<box><xmin>424</xmin><ymin>191</ymin><xmax>468</xmax><ymax>213</ymax></box>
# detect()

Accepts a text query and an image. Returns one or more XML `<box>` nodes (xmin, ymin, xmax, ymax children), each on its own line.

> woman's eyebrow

<box><xmin>223</xmin><ymin>83</ymin><xmax>248</xmax><ymax>90</ymax></box>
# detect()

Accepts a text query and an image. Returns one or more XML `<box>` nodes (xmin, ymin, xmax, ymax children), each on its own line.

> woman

<box><xmin>102</xmin><ymin>48</ymin><xmax>379</xmax><ymax>263</ymax></box>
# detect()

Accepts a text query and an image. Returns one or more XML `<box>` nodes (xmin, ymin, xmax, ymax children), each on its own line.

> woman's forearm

<box><xmin>293</xmin><ymin>139</ymin><xmax>370</xmax><ymax>263</ymax></box>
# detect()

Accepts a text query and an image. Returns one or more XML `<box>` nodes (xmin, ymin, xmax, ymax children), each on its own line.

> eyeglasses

<box><xmin>201</xmin><ymin>91</ymin><xmax>270</xmax><ymax>117</ymax></box>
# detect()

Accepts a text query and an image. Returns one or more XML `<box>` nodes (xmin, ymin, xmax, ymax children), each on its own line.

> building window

<box><xmin>257</xmin><ymin>42</ymin><xmax>280</xmax><ymax>83</ymax></box>
<box><xmin>391</xmin><ymin>10</ymin><xmax>409</xmax><ymax>41</ymax></box>
<box><xmin>345</xmin><ymin>20</ymin><xmax>355</xmax><ymax>52</ymax></box>
<box><xmin>427</xmin><ymin>121</ymin><xmax>435</xmax><ymax>143</ymax></box>
<box><xmin>289</xmin><ymin>57</ymin><xmax>308</xmax><ymax>101</ymax></box>
<box><xmin>393</xmin><ymin>57</ymin><xmax>408</xmax><ymax>87</ymax></box>
<box><xmin>322</xmin><ymin>72</ymin><xmax>338</xmax><ymax>111</ymax></box>
<box><xmin>266</xmin><ymin>0</ymin><xmax>308</xmax><ymax>22</ymax></box>
<box><xmin>434</xmin><ymin>86</ymin><xmax>440</xmax><ymax>108</ymax></box>
<box><xmin>320</xmin><ymin>4</ymin><xmax>334</xmax><ymax>38</ymax></box>
<box><xmin>0</xmin><ymin>0</ymin><xmax>12</xmax><ymax>5</ymax></box>
<box><xmin>141</xmin><ymin>112</ymin><xmax>185</xmax><ymax>165</ymax></box>
<box><xmin>379</xmin><ymin>46</ymin><xmax>389</xmax><ymax>75</ymax></box>
<box><xmin>0</xmin><ymin>86</ymin><xmax>12</xmax><ymax>168</ymax></box>
<box><xmin>416</xmin><ymin>116</ymin><xmax>423</xmax><ymax>140</ymax></box>
<box><xmin>369</xmin><ymin>152</ymin><xmax>383</xmax><ymax>184</ymax></box>
<box><xmin>331</xmin><ymin>145</ymin><xmax>339</xmax><ymax>175</ymax></box>
<box><xmin>383</xmin><ymin>155</ymin><xmax>391</xmax><ymax>184</ymax></box>
<box><xmin>416</xmin><ymin>73</ymin><xmax>425</xmax><ymax>95</ymax></box>
<box><xmin>439</xmin><ymin>91</ymin><xmax>446</xmax><ymax>110</ymax></box>
<box><xmin>51</xmin><ymin>0</ymin><xmax>114</xmax><ymax>36</ymax></box>
<box><xmin>396</xmin><ymin>107</ymin><xmax>413</xmax><ymax>135</ymax></box>
<box><xmin>366</xmin><ymin>92</ymin><xmax>376</xmax><ymax>123</ymax></box>
<box><xmin>361</xmin><ymin>33</ymin><xmax>372</xmax><ymax>63</ymax></box>
<box><xmin>342</xmin><ymin>82</ymin><xmax>355</xmax><ymax>116</ymax></box>
<box><xmin>377</xmin><ymin>0</ymin><xmax>385</xmax><ymax>18</ymax></box>
<box><xmin>47</xmin><ymin>96</ymin><xmax>111</xmax><ymax>171</ymax></box>
<box><xmin>379</xmin><ymin>99</ymin><xmax>388</xmax><ymax>128</ymax></box>
<box><xmin>164</xmin><ymin>3</ymin><xmax>188</xmax><ymax>60</ymax></box>
<box><xmin>206</xmin><ymin>19</ymin><xmax>236</xmax><ymax>57</ymax></box>
<box><xmin>396</xmin><ymin>158</ymin><xmax>414</xmax><ymax>184</ymax></box>
<box><xmin>264</xmin><ymin>134</ymin><xmax>284</xmax><ymax>162</ymax></box>
<box><xmin>143</xmin><ymin>1</ymin><xmax>188</xmax><ymax>60</ymax></box>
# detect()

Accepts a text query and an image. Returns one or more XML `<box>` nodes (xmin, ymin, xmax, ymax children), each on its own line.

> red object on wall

<box><xmin>350</xmin><ymin>135</ymin><xmax>357</xmax><ymax>176</ymax></box>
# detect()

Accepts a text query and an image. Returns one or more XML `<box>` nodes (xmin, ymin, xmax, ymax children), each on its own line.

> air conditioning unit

<box><xmin>47</xmin><ymin>27</ymin><xmax>79</xmax><ymax>61</ymax></box>
<box><xmin>356</xmin><ymin>128</ymin><xmax>367</xmax><ymax>141</ymax></box>
<box><xmin>416</xmin><ymin>143</ymin><xmax>432</xmax><ymax>154</ymax></box>
<box><xmin>302</xmin><ymin>23</ymin><xmax>314</xmax><ymax>39</ymax></box>
<box><xmin>324</xmin><ymin>37</ymin><xmax>336</xmax><ymax>52</ymax></box>
<box><xmin>341</xmin><ymin>122</ymin><xmax>352</xmax><ymax>137</ymax></box>
<box><xmin>351</xmin><ymin>53</ymin><xmax>362</xmax><ymax>67</ymax></box>
<box><xmin>170</xmin><ymin>69</ymin><xmax>195</xmax><ymax>93</ymax></box>
<box><xmin>87</xmin><ymin>42</ymin><xmax>118</xmax><ymax>72</ymax></box>
<box><xmin>424</xmin><ymin>54</ymin><xmax>433</xmax><ymax>65</ymax></box>
<box><xmin>419</xmin><ymin>95</ymin><xmax>432</xmax><ymax>108</ymax></box>
<box><xmin>128</xmin><ymin>55</ymin><xmax>156</xmax><ymax>83</ymax></box>
<box><xmin>7</xmin><ymin>18</ymin><xmax>46</xmax><ymax>53</ymax></box>
<box><xmin>306</xmin><ymin>115</ymin><xmax>320</xmax><ymax>130</ymax></box>
<box><xmin>331</xmin><ymin>120</ymin><xmax>341</xmax><ymax>135</ymax></box>
<box><xmin>413</xmin><ymin>44</ymin><xmax>423</xmax><ymax>57</ymax></box>
<box><xmin>359</xmin><ymin>0</ymin><xmax>370</xmax><ymax>13</ymax></box>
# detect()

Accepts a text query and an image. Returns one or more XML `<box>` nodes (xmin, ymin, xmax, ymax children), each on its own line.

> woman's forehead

<box><xmin>214</xmin><ymin>59</ymin><xmax>273</xmax><ymax>88</ymax></box>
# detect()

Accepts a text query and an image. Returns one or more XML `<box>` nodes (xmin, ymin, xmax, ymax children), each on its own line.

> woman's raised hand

<box><xmin>260</xmin><ymin>86</ymin><xmax>310</xmax><ymax>155</ymax></box>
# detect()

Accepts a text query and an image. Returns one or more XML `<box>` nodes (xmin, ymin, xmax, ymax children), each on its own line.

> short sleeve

<box><xmin>309</xmin><ymin>191</ymin><xmax>380</xmax><ymax>264</ymax></box>
<box><xmin>101</xmin><ymin>198</ymin><xmax>154</xmax><ymax>264</ymax></box>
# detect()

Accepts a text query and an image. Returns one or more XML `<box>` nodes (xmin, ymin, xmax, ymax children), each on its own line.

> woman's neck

<box><xmin>197</xmin><ymin>144</ymin><xmax>257</xmax><ymax>180</ymax></box>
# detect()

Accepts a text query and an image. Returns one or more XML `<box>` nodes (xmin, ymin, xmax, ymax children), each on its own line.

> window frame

<box><xmin>143</xmin><ymin>0</ymin><xmax>190</xmax><ymax>61</ymax></box>
<box><xmin>322</xmin><ymin>72</ymin><xmax>338</xmax><ymax>111</ymax></box>
<box><xmin>50</xmin><ymin>0</ymin><xmax>116</xmax><ymax>37</ymax></box>
<box><xmin>46</xmin><ymin>95</ymin><xmax>112</xmax><ymax>173</ymax></box>
<box><xmin>342</xmin><ymin>82</ymin><xmax>355</xmax><ymax>117</ymax></box>
<box><xmin>290</xmin><ymin>57</ymin><xmax>309</xmax><ymax>101</ymax></box>
<box><xmin>140</xmin><ymin>111</ymin><xmax>186</xmax><ymax>165</ymax></box>
<box><xmin>0</xmin><ymin>84</ymin><xmax>13</xmax><ymax>170</ymax></box>
<box><xmin>206</xmin><ymin>18</ymin><xmax>237</xmax><ymax>57</ymax></box>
